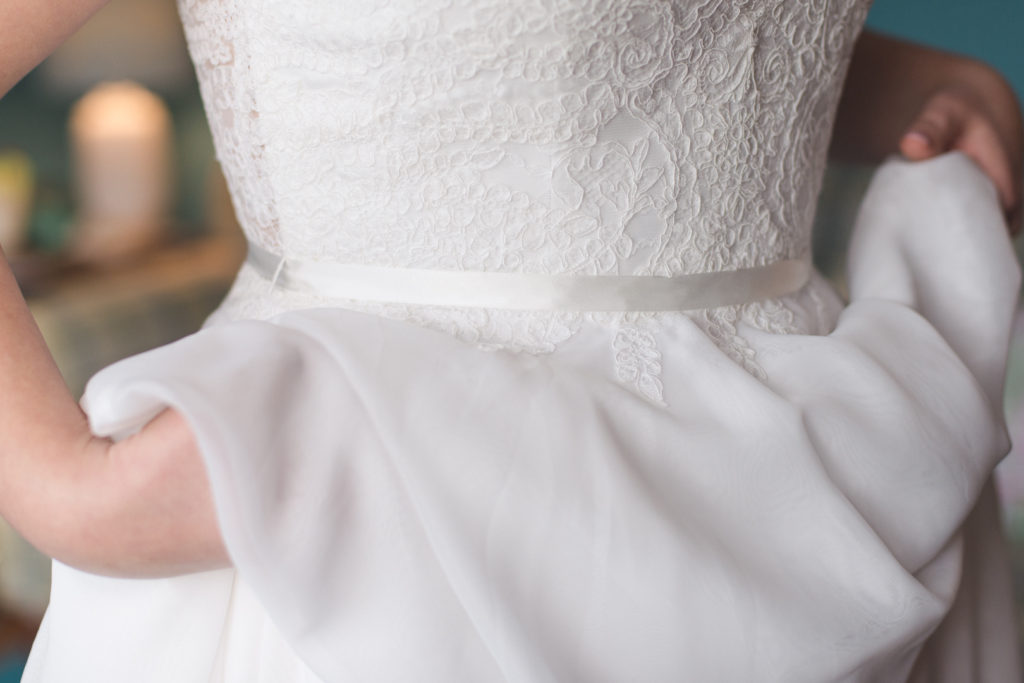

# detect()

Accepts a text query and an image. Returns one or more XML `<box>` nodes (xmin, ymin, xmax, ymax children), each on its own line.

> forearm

<box><xmin>832</xmin><ymin>31</ymin><xmax>1022</xmax><ymax>167</ymax></box>
<box><xmin>0</xmin><ymin>0</ymin><xmax>109</xmax><ymax>97</ymax></box>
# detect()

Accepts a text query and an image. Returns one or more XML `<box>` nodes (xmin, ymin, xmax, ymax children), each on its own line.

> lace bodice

<box><xmin>177</xmin><ymin>0</ymin><xmax>871</xmax><ymax>401</ymax></box>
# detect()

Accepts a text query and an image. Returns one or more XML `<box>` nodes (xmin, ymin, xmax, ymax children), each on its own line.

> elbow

<box><xmin>6</xmin><ymin>415</ymin><xmax>230</xmax><ymax>578</ymax></box>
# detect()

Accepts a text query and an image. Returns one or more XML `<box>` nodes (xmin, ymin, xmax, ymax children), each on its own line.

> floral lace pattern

<box><xmin>178</xmin><ymin>0</ymin><xmax>871</xmax><ymax>402</ymax></box>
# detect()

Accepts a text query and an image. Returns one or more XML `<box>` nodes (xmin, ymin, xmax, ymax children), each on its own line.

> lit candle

<box><xmin>69</xmin><ymin>81</ymin><xmax>172</xmax><ymax>265</ymax></box>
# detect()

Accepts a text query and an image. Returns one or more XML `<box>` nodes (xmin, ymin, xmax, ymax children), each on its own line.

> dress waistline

<box><xmin>246</xmin><ymin>241</ymin><xmax>811</xmax><ymax>312</ymax></box>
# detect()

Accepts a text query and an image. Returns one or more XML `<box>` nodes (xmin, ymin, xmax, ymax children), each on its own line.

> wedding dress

<box><xmin>21</xmin><ymin>0</ymin><xmax>1023</xmax><ymax>681</ymax></box>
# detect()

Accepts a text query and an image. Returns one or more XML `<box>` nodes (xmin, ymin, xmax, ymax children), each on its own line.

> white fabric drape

<box><xmin>23</xmin><ymin>153</ymin><xmax>1022</xmax><ymax>682</ymax></box>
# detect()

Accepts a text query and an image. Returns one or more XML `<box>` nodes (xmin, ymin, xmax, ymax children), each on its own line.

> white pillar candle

<box><xmin>69</xmin><ymin>81</ymin><xmax>172</xmax><ymax>265</ymax></box>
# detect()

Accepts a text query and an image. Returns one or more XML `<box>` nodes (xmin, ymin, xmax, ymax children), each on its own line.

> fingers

<box><xmin>958</xmin><ymin>117</ymin><xmax>1022</xmax><ymax>227</ymax></box>
<box><xmin>899</xmin><ymin>92</ymin><xmax>967</xmax><ymax>161</ymax></box>
<box><xmin>900</xmin><ymin>90</ymin><xmax>1022</xmax><ymax>233</ymax></box>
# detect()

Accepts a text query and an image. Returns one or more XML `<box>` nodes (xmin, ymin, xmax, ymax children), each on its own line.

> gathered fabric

<box><xmin>19</xmin><ymin>0</ymin><xmax>1024</xmax><ymax>679</ymax></box>
<box><xmin>23</xmin><ymin>153</ymin><xmax>1024</xmax><ymax>682</ymax></box>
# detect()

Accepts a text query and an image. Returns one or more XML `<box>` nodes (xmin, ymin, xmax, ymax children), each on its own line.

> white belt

<box><xmin>247</xmin><ymin>241</ymin><xmax>811</xmax><ymax>312</ymax></box>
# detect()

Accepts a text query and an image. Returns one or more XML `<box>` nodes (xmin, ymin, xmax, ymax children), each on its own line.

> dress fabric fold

<box><xmin>22</xmin><ymin>153</ymin><xmax>1023</xmax><ymax>682</ymax></box>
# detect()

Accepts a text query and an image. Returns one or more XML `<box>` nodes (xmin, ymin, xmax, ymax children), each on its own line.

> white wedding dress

<box><xmin>22</xmin><ymin>1</ymin><xmax>1024</xmax><ymax>681</ymax></box>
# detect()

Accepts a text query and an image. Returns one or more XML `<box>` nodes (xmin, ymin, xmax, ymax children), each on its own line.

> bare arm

<box><xmin>0</xmin><ymin>1</ymin><xmax>228</xmax><ymax>576</ymax></box>
<box><xmin>0</xmin><ymin>0</ymin><xmax>110</xmax><ymax>97</ymax></box>
<box><xmin>833</xmin><ymin>31</ymin><xmax>1023</xmax><ymax>229</ymax></box>
<box><xmin>0</xmin><ymin>253</ymin><xmax>228</xmax><ymax>576</ymax></box>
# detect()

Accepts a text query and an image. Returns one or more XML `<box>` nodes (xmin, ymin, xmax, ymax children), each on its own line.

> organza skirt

<box><xmin>24</xmin><ymin>153</ymin><xmax>1022</xmax><ymax>682</ymax></box>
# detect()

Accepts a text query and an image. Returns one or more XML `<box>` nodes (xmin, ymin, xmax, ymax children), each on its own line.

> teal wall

<box><xmin>866</xmin><ymin>0</ymin><xmax>1024</xmax><ymax>105</ymax></box>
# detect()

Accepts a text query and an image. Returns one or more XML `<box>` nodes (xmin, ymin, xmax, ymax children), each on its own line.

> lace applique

<box><xmin>612</xmin><ymin>321</ymin><xmax>665</xmax><ymax>405</ymax></box>
<box><xmin>179</xmin><ymin>0</ymin><xmax>873</xmax><ymax>402</ymax></box>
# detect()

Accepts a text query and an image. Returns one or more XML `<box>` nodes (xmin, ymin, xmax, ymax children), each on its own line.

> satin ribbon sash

<box><xmin>246</xmin><ymin>241</ymin><xmax>811</xmax><ymax>312</ymax></box>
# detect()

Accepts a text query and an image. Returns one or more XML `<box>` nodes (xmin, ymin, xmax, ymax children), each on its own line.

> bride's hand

<box><xmin>835</xmin><ymin>32</ymin><xmax>1023</xmax><ymax>233</ymax></box>
<box><xmin>898</xmin><ymin>69</ymin><xmax>1023</xmax><ymax>233</ymax></box>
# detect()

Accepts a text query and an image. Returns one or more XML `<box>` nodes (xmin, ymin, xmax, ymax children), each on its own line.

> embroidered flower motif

<box><xmin>610</xmin><ymin>7</ymin><xmax>675</xmax><ymax>89</ymax></box>
<box><xmin>612</xmin><ymin>322</ymin><xmax>665</xmax><ymax>404</ymax></box>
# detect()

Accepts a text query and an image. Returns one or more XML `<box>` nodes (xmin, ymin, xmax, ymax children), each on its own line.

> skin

<box><xmin>833</xmin><ymin>31</ymin><xmax>1024</xmax><ymax>232</ymax></box>
<box><xmin>0</xmin><ymin>0</ymin><xmax>228</xmax><ymax>576</ymax></box>
<box><xmin>0</xmin><ymin>0</ymin><xmax>109</xmax><ymax>96</ymax></box>
<box><xmin>0</xmin><ymin>4</ymin><xmax>1022</xmax><ymax>578</ymax></box>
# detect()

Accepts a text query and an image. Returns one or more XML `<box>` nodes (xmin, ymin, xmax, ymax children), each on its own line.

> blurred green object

<box><xmin>28</xmin><ymin>186</ymin><xmax>73</xmax><ymax>252</ymax></box>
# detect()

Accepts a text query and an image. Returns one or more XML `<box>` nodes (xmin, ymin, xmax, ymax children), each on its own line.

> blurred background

<box><xmin>0</xmin><ymin>0</ymin><xmax>1021</xmax><ymax>679</ymax></box>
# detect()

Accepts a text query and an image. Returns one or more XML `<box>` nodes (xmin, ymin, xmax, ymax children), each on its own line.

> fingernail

<box><xmin>902</xmin><ymin>131</ymin><xmax>931</xmax><ymax>148</ymax></box>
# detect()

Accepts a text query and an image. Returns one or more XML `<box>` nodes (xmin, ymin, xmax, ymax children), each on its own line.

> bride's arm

<box><xmin>1</xmin><ymin>1</ymin><xmax>229</xmax><ymax>576</ymax></box>
<box><xmin>0</xmin><ymin>0</ymin><xmax>110</xmax><ymax>96</ymax></box>
<box><xmin>832</xmin><ymin>31</ymin><xmax>1023</xmax><ymax>230</ymax></box>
<box><xmin>0</xmin><ymin>253</ymin><xmax>228</xmax><ymax>577</ymax></box>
